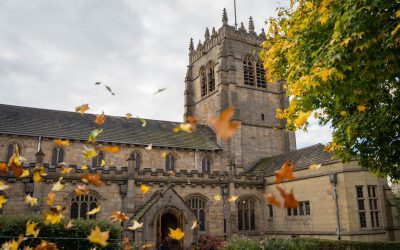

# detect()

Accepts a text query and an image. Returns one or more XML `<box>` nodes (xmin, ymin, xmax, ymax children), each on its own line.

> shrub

<box><xmin>0</xmin><ymin>214</ymin><xmax>122</xmax><ymax>249</ymax></box>
<box><xmin>194</xmin><ymin>235</ymin><xmax>225</xmax><ymax>250</ymax></box>
<box><xmin>222</xmin><ymin>235</ymin><xmax>259</xmax><ymax>250</ymax></box>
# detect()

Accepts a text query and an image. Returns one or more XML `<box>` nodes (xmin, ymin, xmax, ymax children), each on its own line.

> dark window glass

<box><xmin>358</xmin><ymin>200</ymin><xmax>365</xmax><ymax>211</ymax></box>
<box><xmin>51</xmin><ymin>147</ymin><xmax>64</xmax><ymax>165</ymax></box>
<box><xmin>356</xmin><ymin>186</ymin><xmax>364</xmax><ymax>198</ymax></box>
<box><xmin>70</xmin><ymin>194</ymin><xmax>98</xmax><ymax>219</ymax></box>
<box><xmin>375</xmin><ymin>212</ymin><xmax>379</xmax><ymax>227</ymax></box>
<box><xmin>238</xmin><ymin>199</ymin><xmax>256</xmax><ymax>231</ymax></box>
<box><xmin>165</xmin><ymin>154</ymin><xmax>175</xmax><ymax>171</ymax></box>
<box><xmin>305</xmin><ymin>201</ymin><xmax>310</xmax><ymax>215</ymax></box>
<box><xmin>359</xmin><ymin>212</ymin><xmax>367</xmax><ymax>228</ymax></box>
<box><xmin>293</xmin><ymin>207</ymin><xmax>298</xmax><ymax>216</ymax></box>
<box><xmin>201</xmin><ymin>157</ymin><xmax>211</xmax><ymax>172</ymax></box>
<box><xmin>268</xmin><ymin>204</ymin><xmax>273</xmax><ymax>218</ymax></box>
<box><xmin>261</xmin><ymin>114</ymin><xmax>265</xmax><ymax>121</ymax></box>
<box><xmin>256</xmin><ymin>60</ymin><xmax>267</xmax><ymax>88</ymax></box>
<box><xmin>299</xmin><ymin>202</ymin><xmax>304</xmax><ymax>215</ymax></box>
<box><xmin>207</xmin><ymin>63</ymin><xmax>215</xmax><ymax>92</ymax></box>
<box><xmin>243</xmin><ymin>57</ymin><xmax>255</xmax><ymax>86</ymax></box>
<box><xmin>287</xmin><ymin>208</ymin><xmax>292</xmax><ymax>216</ymax></box>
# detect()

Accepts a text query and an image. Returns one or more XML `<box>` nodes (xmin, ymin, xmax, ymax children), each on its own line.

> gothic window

<box><xmin>187</xmin><ymin>196</ymin><xmax>206</xmax><ymax>231</ymax></box>
<box><xmin>51</xmin><ymin>147</ymin><xmax>64</xmax><ymax>165</ymax></box>
<box><xmin>6</xmin><ymin>143</ymin><xmax>22</xmax><ymax>162</ymax></box>
<box><xmin>243</xmin><ymin>56</ymin><xmax>255</xmax><ymax>86</ymax></box>
<box><xmin>201</xmin><ymin>157</ymin><xmax>211</xmax><ymax>172</ymax></box>
<box><xmin>70</xmin><ymin>193</ymin><xmax>99</xmax><ymax>219</ymax></box>
<box><xmin>91</xmin><ymin>151</ymin><xmax>104</xmax><ymax>168</ymax></box>
<box><xmin>165</xmin><ymin>154</ymin><xmax>175</xmax><ymax>171</ymax></box>
<box><xmin>207</xmin><ymin>62</ymin><xmax>215</xmax><ymax>92</ymax></box>
<box><xmin>128</xmin><ymin>152</ymin><xmax>141</xmax><ymax>170</ymax></box>
<box><xmin>238</xmin><ymin>198</ymin><xmax>256</xmax><ymax>231</ymax></box>
<box><xmin>200</xmin><ymin>67</ymin><xmax>207</xmax><ymax>97</ymax></box>
<box><xmin>256</xmin><ymin>60</ymin><xmax>267</xmax><ymax>88</ymax></box>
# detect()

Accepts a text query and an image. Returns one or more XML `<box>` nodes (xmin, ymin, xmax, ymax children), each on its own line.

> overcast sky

<box><xmin>0</xmin><ymin>0</ymin><xmax>332</xmax><ymax>148</ymax></box>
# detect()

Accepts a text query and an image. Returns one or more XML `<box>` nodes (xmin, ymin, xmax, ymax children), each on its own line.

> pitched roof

<box><xmin>0</xmin><ymin>104</ymin><xmax>220</xmax><ymax>150</ymax></box>
<box><xmin>248</xmin><ymin>144</ymin><xmax>339</xmax><ymax>175</ymax></box>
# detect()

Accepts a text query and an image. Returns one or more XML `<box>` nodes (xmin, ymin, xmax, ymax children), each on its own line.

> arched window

<box><xmin>256</xmin><ymin>60</ymin><xmax>267</xmax><ymax>88</ymax></box>
<box><xmin>70</xmin><ymin>193</ymin><xmax>99</xmax><ymax>219</ymax></box>
<box><xmin>207</xmin><ymin>63</ymin><xmax>215</xmax><ymax>92</ymax></box>
<box><xmin>238</xmin><ymin>198</ymin><xmax>256</xmax><ymax>231</ymax></box>
<box><xmin>51</xmin><ymin>147</ymin><xmax>64</xmax><ymax>165</ymax></box>
<box><xmin>6</xmin><ymin>143</ymin><xmax>22</xmax><ymax>162</ymax></box>
<box><xmin>187</xmin><ymin>196</ymin><xmax>207</xmax><ymax>231</ymax></box>
<box><xmin>165</xmin><ymin>154</ymin><xmax>175</xmax><ymax>171</ymax></box>
<box><xmin>91</xmin><ymin>151</ymin><xmax>104</xmax><ymax>168</ymax></box>
<box><xmin>200</xmin><ymin>67</ymin><xmax>207</xmax><ymax>97</ymax></box>
<box><xmin>128</xmin><ymin>152</ymin><xmax>141</xmax><ymax>170</ymax></box>
<box><xmin>201</xmin><ymin>157</ymin><xmax>211</xmax><ymax>172</ymax></box>
<box><xmin>243</xmin><ymin>56</ymin><xmax>255</xmax><ymax>86</ymax></box>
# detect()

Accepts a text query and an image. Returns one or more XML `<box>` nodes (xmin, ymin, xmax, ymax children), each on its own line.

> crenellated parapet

<box><xmin>189</xmin><ymin>9</ymin><xmax>266</xmax><ymax>64</ymax></box>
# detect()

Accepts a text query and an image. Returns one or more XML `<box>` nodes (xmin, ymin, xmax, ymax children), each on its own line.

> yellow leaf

<box><xmin>125</xmin><ymin>113</ymin><xmax>133</xmax><ymax>119</ymax></box>
<box><xmin>53</xmin><ymin>139</ymin><xmax>70</xmax><ymax>146</ymax></box>
<box><xmin>0</xmin><ymin>195</ymin><xmax>7</xmax><ymax>208</ymax></box>
<box><xmin>141</xmin><ymin>242</ymin><xmax>156</xmax><ymax>249</ymax></box>
<box><xmin>60</xmin><ymin>167</ymin><xmax>73</xmax><ymax>175</ymax></box>
<box><xmin>208</xmin><ymin>107</ymin><xmax>239</xmax><ymax>140</ymax></box>
<box><xmin>25</xmin><ymin>194</ymin><xmax>38</xmax><ymax>206</ymax></box>
<box><xmin>319</xmin><ymin>14</ymin><xmax>329</xmax><ymax>24</ymax></box>
<box><xmin>101</xmin><ymin>159</ymin><xmax>106</xmax><ymax>167</ymax></box>
<box><xmin>137</xmin><ymin>116</ymin><xmax>147</xmax><ymax>127</ymax></box>
<box><xmin>213</xmin><ymin>194</ymin><xmax>221</xmax><ymax>201</ymax></box>
<box><xmin>228</xmin><ymin>195</ymin><xmax>238</xmax><ymax>202</ymax></box>
<box><xmin>190</xmin><ymin>220</ymin><xmax>198</xmax><ymax>230</ymax></box>
<box><xmin>357</xmin><ymin>105</ymin><xmax>366</xmax><ymax>112</ymax></box>
<box><xmin>43</xmin><ymin>206</ymin><xmax>64</xmax><ymax>225</ymax></box>
<box><xmin>51</xmin><ymin>177</ymin><xmax>64</xmax><ymax>191</ymax></box>
<box><xmin>87</xmin><ymin>206</ymin><xmax>101</xmax><ymax>215</ymax></box>
<box><xmin>32</xmin><ymin>166</ymin><xmax>47</xmax><ymax>183</ymax></box>
<box><xmin>396</xmin><ymin>10</ymin><xmax>400</xmax><ymax>18</ymax></box>
<box><xmin>1</xmin><ymin>235</ymin><xmax>24</xmax><ymax>250</ymax></box>
<box><xmin>26</xmin><ymin>220</ymin><xmax>40</xmax><ymax>238</ymax></box>
<box><xmin>140</xmin><ymin>184</ymin><xmax>150</xmax><ymax>195</ymax></box>
<box><xmin>46</xmin><ymin>192</ymin><xmax>56</xmax><ymax>206</ymax></box>
<box><xmin>75</xmin><ymin>104</ymin><xmax>89</xmax><ymax>115</ymax></box>
<box><xmin>74</xmin><ymin>184</ymin><xmax>89</xmax><ymax>196</ymax></box>
<box><xmin>102</xmin><ymin>145</ymin><xmax>121</xmax><ymax>154</ymax></box>
<box><xmin>87</xmin><ymin>226</ymin><xmax>109</xmax><ymax>247</ymax></box>
<box><xmin>88</xmin><ymin>129</ymin><xmax>103</xmax><ymax>143</ymax></box>
<box><xmin>340</xmin><ymin>111</ymin><xmax>347</xmax><ymax>117</ymax></box>
<box><xmin>82</xmin><ymin>165</ymin><xmax>88</xmax><ymax>171</ymax></box>
<box><xmin>95</xmin><ymin>111</ymin><xmax>106</xmax><ymax>125</ymax></box>
<box><xmin>35</xmin><ymin>240</ymin><xmax>58</xmax><ymax>250</ymax></box>
<box><xmin>0</xmin><ymin>180</ymin><xmax>9</xmax><ymax>191</ymax></box>
<box><xmin>161</xmin><ymin>152</ymin><xmax>167</xmax><ymax>158</ymax></box>
<box><xmin>109</xmin><ymin>211</ymin><xmax>129</xmax><ymax>223</ymax></box>
<box><xmin>64</xmin><ymin>220</ymin><xmax>74</xmax><ymax>230</ymax></box>
<box><xmin>20</xmin><ymin>169</ymin><xmax>30</xmax><ymax>178</ymax></box>
<box><xmin>294</xmin><ymin>111</ymin><xmax>311</xmax><ymax>127</ymax></box>
<box><xmin>83</xmin><ymin>147</ymin><xmax>97</xmax><ymax>159</ymax></box>
<box><xmin>168</xmin><ymin>228</ymin><xmax>184</xmax><ymax>240</ymax></box>
<box><xmin>305</xmin><ymin>2</ymin><xmax>314</xmax><ymax>9</ymax></box>
<box><xmin>127</xmin><ymin>220</ymin><xmax>143</xmax><ymax>231</ymax></box>
<box><xmin>309</xmin><ymin>163</ymin><xmax>322</xmax><ymax>170</ymax></box>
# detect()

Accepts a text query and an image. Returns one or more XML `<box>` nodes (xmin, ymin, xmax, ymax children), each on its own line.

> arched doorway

<box><xmin>157</xmin><ymin>211</ymin><xmax>183</xmax><ymax>250</ymax></box>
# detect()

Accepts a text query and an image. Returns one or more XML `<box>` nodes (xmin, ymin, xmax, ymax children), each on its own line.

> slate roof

<box><xmin>0</xmin><ymin>104</ymin><xmax>220</xmax><ymax>150</ymax></box>
<box><xmin>248</xmin><ymin>144</ymin><xmax>339</xmax><ymax>175</ymax></box>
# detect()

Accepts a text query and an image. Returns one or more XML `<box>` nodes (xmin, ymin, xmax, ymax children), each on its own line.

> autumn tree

<box><xmin>261</xmin><ymin>0</ymin><xmax>400</xmax><ymax>178</ymax></box>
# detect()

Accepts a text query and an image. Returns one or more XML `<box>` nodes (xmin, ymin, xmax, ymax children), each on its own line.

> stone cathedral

<box><xmin>0</xmin><ymin>9</ymin><xmax>399</xmax><ymax>250</ymax></box>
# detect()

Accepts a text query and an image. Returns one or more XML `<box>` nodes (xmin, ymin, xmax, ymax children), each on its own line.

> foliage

<box><xmin>194</xmin><ymin>235</ymin><xmax>225</xmax><ymax>250</ymax></box>
<box><xmin>0</xmin><ymin>214</ymin><xmax>122</xmax><ymax>249</ymax></box>
<box><xmin>222</xmin><ymin>235</ymin><xmax>259</xmax><ymax>250</ymax></box>
<box><xmin>261</xmin><ymin>0</ymin><xmax>400</xmax><ymax>178</ymax></box>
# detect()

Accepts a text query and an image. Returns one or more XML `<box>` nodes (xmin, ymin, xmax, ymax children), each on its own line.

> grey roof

<box><xmin>248</xmin><ymin>144</ymin><xmax>339</xmax><ymax>175</ymax></box>
<box><xmin>0</xmin><ymin>104</ymin><xmax>220</xmax><ymax>150</ymax></box>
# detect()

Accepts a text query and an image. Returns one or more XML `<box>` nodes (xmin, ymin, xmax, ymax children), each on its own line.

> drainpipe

<box><xmin>329</xmin><ymin>173</ymin><xmax>341</xmax><ymax>240</ymax></box>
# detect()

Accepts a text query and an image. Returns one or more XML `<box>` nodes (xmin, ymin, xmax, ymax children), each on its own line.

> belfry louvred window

<box><xmin>243</xmin><ymin>56</ymin><xmax>255</xmax><ymax>86</ymax></box>
<box><xmin>207</xmin><ymin>62</ymin><xmax>215</xmax><ymax>92</ymax></box>
<box><xmin>200</xmin><ymin>67</ymin><xmax>207</xmax><ymax>97</ymax></box>
<box><xmin>256</xmin><ymin>60</ymin><xmax>267</xmax><ymax>88</ymax></box>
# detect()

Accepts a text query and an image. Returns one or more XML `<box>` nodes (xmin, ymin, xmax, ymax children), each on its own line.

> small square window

<box><xmin>261</xmin><ymin>114</ymin><xmax>265</xmax><ymax>120</ymax></box>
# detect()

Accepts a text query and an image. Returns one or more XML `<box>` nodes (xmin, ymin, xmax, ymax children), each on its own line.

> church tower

<box><xmin>184</xmin><ymin>9</ymin><xmax>296</xmax><ymax>172</ymax></box>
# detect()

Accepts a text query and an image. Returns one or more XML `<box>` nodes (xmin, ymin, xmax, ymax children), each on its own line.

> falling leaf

<box><xmin>1</xmin><ymin>235</ymin><xmax>25</xmax><ymax>250</ymax></box>
<box><xmin>74</xmin><ymin>184</ymin><xmax>89</xmax><ymax>196</ymax></box>
<box><xmin>208</xmin><ymin>107</ymin><xmax>239</xmax><ymax>140</ymax></box>
<box><xmin>309</xmin><ymin>163</ymin><xmax>322</xmax><ymax>170</ymax></box>
<box><xmin>153</xmin><ymin>88</ymin><xmax>167</xmax><ymax>95</ymax></box>
<box><xmin>26</xmin><ymin>220</ymin><xmax>40</xmax><ymax>238</ymax></box>
<box><xmin>109</xmin><ymin>211</ymin><xmax>129</xmax><ymax>223</ymax></box>
<box><xmin>8</xmin><ymin>144</ymin><xmax>25</xmax><ymax>177</ymax></box>
<box><xmin>51</xmin><ymin>177</ymin><xmax>64</xmax><ymax>192</ymax></box>
<box><xmin>105</xmin><ymin>85</ymin><xmax>115</xmax><ymax>96</ymax></box>
<box><xmin>137</xmin><ymin>116</ymin><xmax>147</xmax><ymax>127</ymax></box>
<box><xmin>33</xmin><ymin>166</ymin><xmax>47</xmax><ymax>183</ymax></box>
<box><xmin>53</xmin><ymin>139</ymin><xmax>70</xmax><ymax>146</ymax></box>
<box><xmin>174</xmin><ymin>115</ymin><xmax>197</xmax><ymax>133</ymax></box>
<box><xmin>0</xmin><ymin>180</ymin><xmax>9</xmax><ymax>191</ymax></box>
<box><xmin>60</xmin><ymin>167</ymin><xmax>73</xmax><ymax>175</ymax></box>
<box><xmin>25</xmin><ymin>194</ymin><xmax>38</xmax><ymax>206</ymax></box>
<box><xmin>81</xmin><ymin>173</ymin><xmax>103</xmax><ymax>187</ymax></box>
<box><xmin>95</xmin><ymin>82</ymin><xmax>101</xmax><ymax>85</ymax></box>
<box><xmin>161</xmin><ymin>152</ymin><xmax>167</xmax><ymax>158</ymax></box>
<box><xmin>87</xmin><ymin>226</ymin><xmax>109</xmax><ymax>247</ymax></box>
<box><xmin>140</xmin><ymin>184</ymin><xmax>150</xmax><ymax>195</ymax></box>
<box><xmin>75</xmin><ymin>104</ymin><xmax>89</xmax><ymax>115</ymax></box>
<box><xmin>145</xmin><ymin>144</ymin><xmax>152</xmax><ymax>150</ymax></box>
<box><xmin>83</xmin><ymin>147</ymin><xmax>98</xmax><ymax>159</ymax></box>
<box><xmin>276</xmin><ymin>186</ymin><xmax>298</xmax><ymax>208</ymax></box>
<box><xmin>46</xmin><ymin>192</ymin><xmax>56</xmax><ymax>206</ymax></box>
<box><xmin>340</xmin><ymin>111</ymin><xmax>347</xmax><ymax>116</ymax></box>
<box><xmin>20</xmin><ymin>169</ymin><xmax>30</xmax><ymax>178</ymax></box>
<box><xmin>88</xmin><ymin>129</ymin><xmax>103</xmax><ymax>143</ymax></box>
<box><xmin>43</xmin><ymin>206</ymin><xmax>64</xmax><ymax>225</ymax></box>
<box><xmin>213</xmin><ymin>194</ymin><xmax>221</xmax><ymax>201</ymax></box>
<box><xmin>357</xmin><ymin>105</ymin><xmax>366</xmax><ymax>112</ymax></box>
<box><xmin>274</xmin><ymin>161</ymin><xmax>296</xmax><ymax>184</ymax></box>
<box><xmin>102</xmin><ymin>145</ymin><xmax>121</xmax><ymax>154</ymax></box>
<box><xmin>228</xmin><ymin>195</ymin><xmax>238</xmax><ymax>202</ymax></box>
<box><xmin>34</xmin><ymin>240</ymin><xmax>58</xmax><ymax>250</ymax></box>
<box><xmin>64</xmin><ymin>220</ymin><xmax>74</xmax><ymax>230</ymax></box>
<box><xmin>101</xmin><ymin>159</ymin><xmax>106</xmax><ymax>167</ymax></box>
<box><xmin>190</xmin><ymin>220</ymin><xmax>198</xmax><ymax>230</ymax></box>
<box><xmin>167</xmin><ymin>171</ymin><xmax>175</xmax><ymax>176</ymax></box>
<box><xmin>265</xmin><ymin>193</ymin><xmax>281</xmax><ymax>208</ymax></box>
<box><xmin>0</xmin><ymin>162</ymin><xmax>7</xmax><ymax>175</ymax></box>
<box><xmin>82</xmin><ymin>165</ymin><xmax>88</xmax><ymax>171</ymax></box>
<box><xmin>95</xmin><ymin>111</ymin><xmax>106</xmax><ymax>125</ymax></box>
<box><xmin>87</xmin><ymin>206</ymin><xmax>101</xmax><ymax>215</ymax></box>
<box><xmin>0</xmin><ymin>195</ymin><xmax>7</xmax><ymax>208</ymax></box>
<box><xmin>141</xmin><ymin>242</ymin><xmax>156</xmax><ymax>249</ymax></box>
<box><xmin>125</xmin><ymin>113</ymin><xmax>133</xmax><ymax>119</ymax></box>
<box><xmin>168</xmin><ymin>228</ymin><xmax>184</xmax><ymax>240</ymax></box>
<box><xmin>127</xmin><ymin>220</ymin><xmax>143</xmax><ymax>231</ymax></box>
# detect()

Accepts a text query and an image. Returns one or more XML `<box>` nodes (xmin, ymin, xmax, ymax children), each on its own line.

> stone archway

<box><xmin>157</xmin><ymin>208</ymin><xmax>183</xmax><ymax>250</ymax></box>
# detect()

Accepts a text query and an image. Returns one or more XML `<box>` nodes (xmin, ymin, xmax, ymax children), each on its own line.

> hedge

<box><xmin>0</xmin><ymin>214</ymin><xmax>122</xmax><ymax>249</ymax></box>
